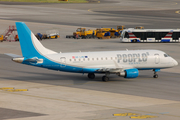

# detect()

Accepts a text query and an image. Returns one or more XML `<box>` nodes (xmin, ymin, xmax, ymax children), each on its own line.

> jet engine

<box><xmin>118</xmin><ymin>68</ymin><xmax>139</xmax><ymax>78</ymax></box>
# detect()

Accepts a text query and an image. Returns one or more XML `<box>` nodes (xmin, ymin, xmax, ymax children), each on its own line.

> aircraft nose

<box><xmin>173</xmin><ymin>59</ymin><xmax>178</xmax><ymax>66</ymax></box>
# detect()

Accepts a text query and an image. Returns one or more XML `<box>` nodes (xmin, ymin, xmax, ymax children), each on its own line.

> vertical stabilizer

<box><xmin>16</xmin><ymin>22</ymin><xmax>57</xmax><ymax>58</ymax></box>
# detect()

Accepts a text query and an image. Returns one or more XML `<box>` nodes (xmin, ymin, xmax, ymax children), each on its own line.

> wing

<box><xmin>95</xmin><ymin>60</ymin><xmax>133</xmax><ymax>73</ymax></box>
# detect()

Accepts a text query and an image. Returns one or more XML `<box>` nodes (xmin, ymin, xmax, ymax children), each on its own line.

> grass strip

<box><xmin>0</xmin><ymin>0</ymin><xmax>88</xmax><ymax>3</ymax></box>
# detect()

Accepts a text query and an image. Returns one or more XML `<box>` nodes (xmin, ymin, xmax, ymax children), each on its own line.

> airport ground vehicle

<box><xmin>36</xmin><ymin>30</ymin><xmax>59</xmax><ymax>40</ymax></box>
<box><xmin>135</xmin><ymin>26</ymin><xmax>144</xmax><ymax>29</ymax></box>
<box><xmin>66</xmin><ymin>28</ymin><xmax>86</xmax><ymax>39</ymax></box>
<box><xmin>7</xmin><ymin>22</ymin><xmax>178</xmax><ymax>82</ymax></box>
<box><xmin>109</xmin><ymin>25</ymin><xmax>126</xmax><ymax>38</ymax></box>
<box><xmin>120</xmin><ymin>29</ymin><xmax>180</xmax><ymax>43</ymax></box>
<box><xmin>46</xmin><ymin>30</ymin><xmax>60</xmax><ymax>39</ymax></box>
<box><xmin>66</xmin><ymin>28</ymin><xmax>96</xmax><ymax>39</ymax></box>
<box><xmin>96</xmin><ymin>26</ymin><xmax>126</xmax><ymax>39</ymax></box>
<box><xmin>66</xmin><ymin>26</ymin><xmax>126</xmax><ymax>39</ymax></box>
<box><xmin>96</xmin><ymin>28</ymin><xmax>111</xmax><ymax>39</ymax></box>
<box><xmin>81</xmin><ymin>29</ymin><xmax>96</xmax><ymax>39</ymax></box>
<box><xmin>35</xmin><ymin>33</ymin><xmax>47</xmax><ymax>40</ymax></box>
<box><xmin>0</xmin><ymin>35</ymin><xmax>3</xmax><ymax>42</ymax></box>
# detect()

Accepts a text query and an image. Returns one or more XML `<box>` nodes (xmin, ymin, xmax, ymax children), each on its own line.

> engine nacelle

<box><xmin>118</xmin><ymin>68</ymin><xmax>139</xmax><ymax>78</ymax></box>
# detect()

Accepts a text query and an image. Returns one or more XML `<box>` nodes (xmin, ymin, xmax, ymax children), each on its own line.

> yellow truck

<box><xmin>135</xmin><ymin>26</ymin><xmax>144</xmax><ymax>29</ymax></box>
<box><xmin>73</xmin><ymin>28</ymin><xmax>85</xmax><ymax>37</ymax></box>
<box><xmin>96</xmin><ymin>28</ymin><xmax>111</xmax><ymax>39</ymax></box>
<box><xmin>109</xmin><ymin>25</ymin><xmax>126</xmax><ymax>38</ymax></box>
<box><xmin>66</xmin><ymin>28</ymin><xmax>96</xmax><ymax>39</ymax></box>
<box><xmin>0</xmin><ymin>35</ymin><xmax>3</xmax><ymax>42</ymax></box>
<box><xmin>81</xmin><ymin>29</ymin><xmax>96</xmax><ymax>39</ymax></box>
<box><xmin>66</xmin><ymin>28</ymin><xmax>85</xmax><ymax>39</ymax></box>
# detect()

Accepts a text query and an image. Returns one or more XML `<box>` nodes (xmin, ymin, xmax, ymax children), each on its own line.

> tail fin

<box><xmin>16</xmin><ymin>22</ymin><xmax>57</xmax><ymax>58</ymax></box>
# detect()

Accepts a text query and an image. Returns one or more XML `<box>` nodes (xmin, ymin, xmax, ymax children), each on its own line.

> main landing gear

<box><xmin>87</xmin><ymin>73</ymin><xmax>110</xmax><ymax>82</ymax></box>
<box><xmin>87</xmin><ymin>73</ymin><xmax>95</xmax><ymax>79</ymax></box>
<box><xmin>102</xmin><ymin>76</ymin><xmax>109</xmax><ymax>82</ymax></box>
<box><xmin>102</xmin><ymin>72</ymin><xmax>110</xmax><ymax>82</ymax></box>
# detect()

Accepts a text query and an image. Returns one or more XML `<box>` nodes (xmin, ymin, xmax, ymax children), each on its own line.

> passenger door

<box><xmin>154</xmin><ymin>54</ymin><xmax>160</xmax><ymax>64</ymax></box>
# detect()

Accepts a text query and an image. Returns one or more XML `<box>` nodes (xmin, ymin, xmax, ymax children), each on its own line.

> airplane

<box><xmin>6</xmin><ymin>22</ymin><xmax>178</xmax><ymax>82</ymax></box>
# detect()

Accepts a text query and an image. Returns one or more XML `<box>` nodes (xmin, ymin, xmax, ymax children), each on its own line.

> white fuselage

<box><xmin>44</xmin><ymin>50</ymin><xmax>177</xmax><ymax>73</ymax></box>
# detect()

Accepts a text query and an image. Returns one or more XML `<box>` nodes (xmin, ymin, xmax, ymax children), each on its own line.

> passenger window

<box><xmin>70</xmin><ymin>59</ymin><xmax>71</xmax><ymax>61</ymax></box>
<box><xmin>133</xmin><ymin>32</ymin><xmax>141</xmax><ymax>38</ymax></box>
<box><xmin>147</xmin><ymin>32</ymin><xmax>155</xmax><ymax>38</ymax></box>
<box><xmin>97</xmin><ymin>58</ymin><xmax>98</xmax><ymax>60</ymax></box>
<box><xmin>92</xmin><ymin>58</ymin><xmax>94</xmax><ymax>60</ymax></box>
<box><xmin>101</xmin><ymin>58</ymin><xmax>103</xmax><ymax>60</ymax></box>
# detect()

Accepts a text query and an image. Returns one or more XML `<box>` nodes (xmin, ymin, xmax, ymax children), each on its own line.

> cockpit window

<box><xmin>164</xmin><ymin>54</ymin><xmax>169</xmax><ymax>57</ymax></box>
<box><xmin>124</xmin><ymin>32</ymin><xmax>129</xmax><ymax>38</ymax></box>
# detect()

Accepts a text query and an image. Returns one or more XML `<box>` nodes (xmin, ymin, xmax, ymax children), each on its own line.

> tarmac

<box><xmin>0</xmin><ymin>0</ymin><xmax>180</xmax><ymax>120</ymax></box>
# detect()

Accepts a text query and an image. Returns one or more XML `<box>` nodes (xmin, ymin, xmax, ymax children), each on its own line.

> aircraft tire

<box><xmin>102</xmin><ymin>76</ymin><xmax>109</xmax><ymax>82</ymax></box>
<box><xmin>88</xmin><ymin>73</ymin><xmax>95</xmax><ymax>79</ymax></box>
<box><xmin>132</xmin><ymin>39</ymin><xmax>137</xmax><ymax>43</ymax></box>
<box><xmin>153</xmin><ymin>74</ymin><xmax>158</xmax><ymax>78</ymax></box>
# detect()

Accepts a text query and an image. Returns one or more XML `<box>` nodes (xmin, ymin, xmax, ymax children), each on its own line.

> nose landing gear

<box><xmin>153</xmin><ymin>73</ymin><xmax>158</xmax><ymax>78</ymax></box>
<box><xmin>153</xmin><ymin>69</ymin><xmax>160</xmax><ymax>78</ymax></box>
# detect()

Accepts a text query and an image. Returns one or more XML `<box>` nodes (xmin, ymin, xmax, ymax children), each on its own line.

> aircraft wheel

<box><xmin>132</xmin><ymin>39</ymin><xmax>137</xmax><ymax>43</ymax></box>
<box><xmin>153</xmin><ymin>74</ymin><xmax>158</xmax><ymax>78</ymax></box>
<box><xmin>88</xmin><ymin>73</ymin><xmax>95</xmax><ymax>79</ymax></box>
<box><xmin>102</xmin><ymin>76</ymin><xmax>109</xmax><ymax>82</ymax></box>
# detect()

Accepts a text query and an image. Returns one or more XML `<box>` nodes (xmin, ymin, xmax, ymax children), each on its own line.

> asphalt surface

<box><xmin>0</xmin><ymin>0</ymin><xmax>180</xmax><ymax>120</ymax></box>
<box><xmin>1</xmin><ymin>54</ymin><xmax>180</xmax><ymax>101</ymax></box>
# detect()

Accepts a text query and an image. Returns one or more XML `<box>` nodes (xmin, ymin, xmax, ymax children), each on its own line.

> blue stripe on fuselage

<box><xmin>22</xmin><ymin>59</ymin><xmax>100</xmax><ymax>73</ymax></box>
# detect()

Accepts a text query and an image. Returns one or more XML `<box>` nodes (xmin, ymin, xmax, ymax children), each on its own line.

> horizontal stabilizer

<box><xmin>4</xmin><ymin>53</ymin><xmax>22</xmax><ymax>58</ymax></box>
